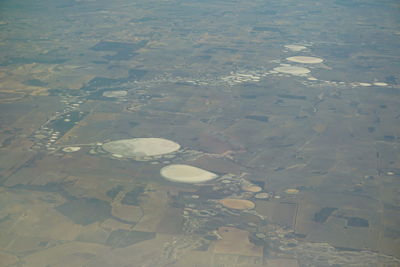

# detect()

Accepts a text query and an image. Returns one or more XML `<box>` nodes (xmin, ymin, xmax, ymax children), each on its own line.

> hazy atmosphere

<box><xmin>0</xmin><ymin>0</ymin><xmax>399</xmax><ymax>266</ymax></box>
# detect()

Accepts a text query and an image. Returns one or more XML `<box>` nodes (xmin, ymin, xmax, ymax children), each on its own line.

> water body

<box><xmin>0</xmin><ymin>0</ymin><xmax>399</xmax><ymax>266</ymax></box>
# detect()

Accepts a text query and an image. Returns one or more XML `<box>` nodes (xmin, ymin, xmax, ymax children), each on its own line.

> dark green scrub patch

<box><xmin>313</xmin><ymin>207</ymin><xmax>337</xmax><ymax>223</ymax></box>
<box><xmin>121</xmin><ymin>186</ymin><xmax>146</xmax><ymax>206</ymax></box>
<box><xmin>56</xmin><ymin>198</ymin><xmax>111</xmax><ymax>225</ymax></box>
<box><xmin>81</xmin><ymin>77</ymin><xmax>122</xmax><ymax>91</ymax></box>
<box><xmin>106</xmin><ymin>185</ymin><xmax>124</xmax><ymax>200</ymax></box>
<box><xmin>245</xmin><ymin>115</ymin><xmax>269</xmax><ymax>122</ymax></box>
<box><xmin>23</xmin><ymin>79</ymin><xmax>48</xmax><ymax>87</ymax></box>
<box><xmin>278</xmin><ymin>94</ymin><xmax>307</xmax><ymax>100</ymax></box>
<box><xmin>48</xmin><ymin>110</ymin><xmax>87</xmax><ymax>135</ymax></box>
<box><xmin>82</xmin><ymin>69</ymin><xmax>147</xmax><ymax>92</ymax></box>
<box><xmin>90</xmin><ymin>40</ymin><xmax>147</xmax><ymax>61</ymax></box>
<box><xmin>346</xmin><ymin>217</ymin><xmax>369</xmax><ymax>227</ymax></box>
<box><xmin>105</xmin><ymin>229</ymin><xmax>155</xmax><ymax>248</ymax></box>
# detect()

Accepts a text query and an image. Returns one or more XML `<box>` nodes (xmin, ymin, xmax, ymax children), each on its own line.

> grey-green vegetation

<box><xmin>0</xmin><ymin>0</ymin><xmax>399</xmax><ymax>266</ymax></box>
